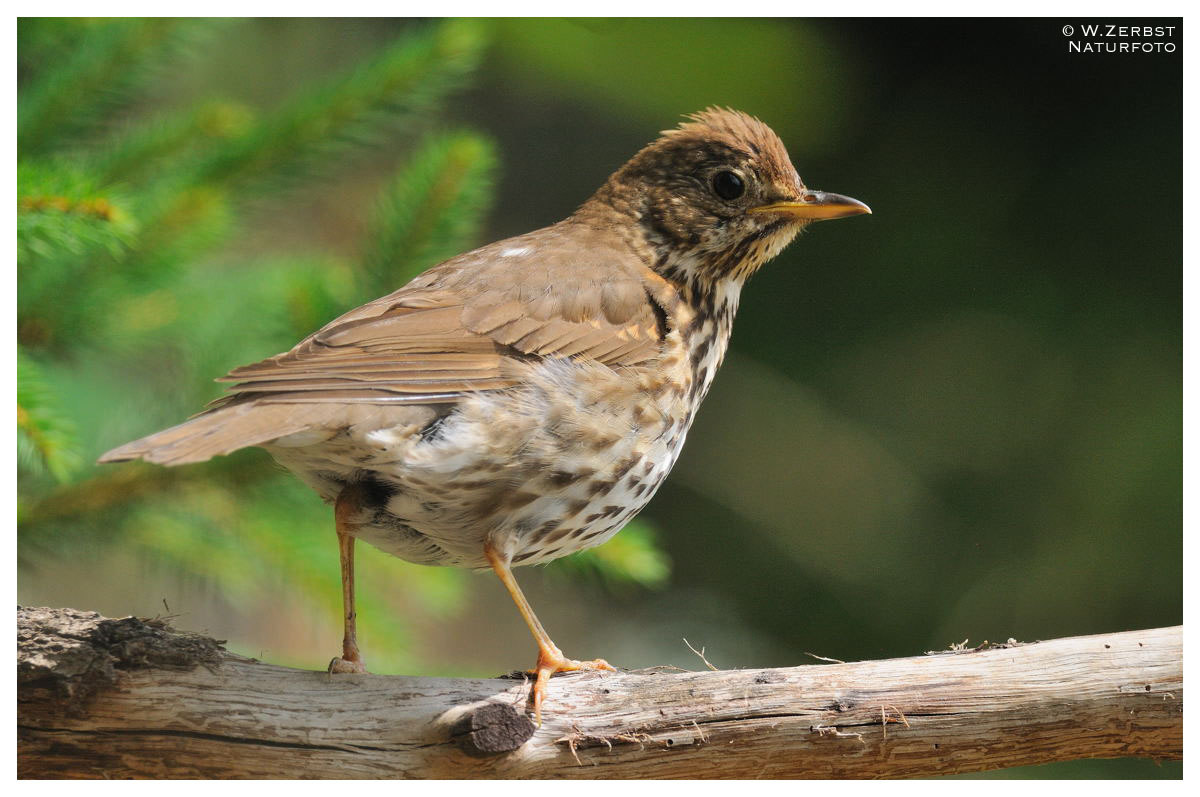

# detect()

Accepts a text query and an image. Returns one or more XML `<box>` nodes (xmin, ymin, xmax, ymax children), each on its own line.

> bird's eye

<box><xmin>711</xmin><ymin>170</ymin><xmax>745</xmax><ymax>201</ymax></box>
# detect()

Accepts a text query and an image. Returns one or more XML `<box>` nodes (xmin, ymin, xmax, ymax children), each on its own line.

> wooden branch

<box><xmin>17</xmin><ymin>606</ymin><xmax>1181</xmax><ymax>779</ymax></box>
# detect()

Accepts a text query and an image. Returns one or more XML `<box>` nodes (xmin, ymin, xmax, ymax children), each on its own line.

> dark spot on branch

<box><xmin>753</xmin><ymin>671</ymin><xmax>783</xmax><ymax>684</ymax></box>
<box><xmin>450</xmin><ymin>702</ymin><xmax>535</xmax><ymax>757</ymax></box>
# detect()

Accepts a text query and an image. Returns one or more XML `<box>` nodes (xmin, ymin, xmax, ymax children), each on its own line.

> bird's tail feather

<box><xmin>98</xmin><ymin>403</ymin><xmax>332</xmax><ymax>466</ymax></box>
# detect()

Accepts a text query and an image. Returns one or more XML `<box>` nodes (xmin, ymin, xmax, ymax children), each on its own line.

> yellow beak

<box><xmin>749</xmin><ymin>190</ymin><xmax>872</xmax><ymax>221</ymax></box>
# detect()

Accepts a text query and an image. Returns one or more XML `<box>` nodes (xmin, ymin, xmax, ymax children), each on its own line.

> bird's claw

<box><xmin>527</xmin><ymin>647</ymin><xmax>616</xmax><ymax>724</ymax></box>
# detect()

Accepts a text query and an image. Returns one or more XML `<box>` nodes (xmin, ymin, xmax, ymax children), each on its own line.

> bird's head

<box><xmin>594</xmin><ymin>107</ymin><xmax>870</xmax><ymax>286</ymax></box>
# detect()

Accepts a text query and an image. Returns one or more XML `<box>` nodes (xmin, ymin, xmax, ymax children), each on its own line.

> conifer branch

<box><xmin>365</xmin><ymin>130</ymin><xmax>498</xmax><ymax>291</ymax></box>
<box><xmin>191</xmin><ymin>20</ymin><xmax>487</xmax><ymax>192</ymax></box>
<box><xmin>18</xmin><ymin>19</ymin><xmax>213</xmax><ymax>154</ymax></box>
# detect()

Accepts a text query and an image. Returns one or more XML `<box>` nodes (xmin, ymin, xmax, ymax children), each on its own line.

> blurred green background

<box><xmin>17</xmin><ymin>18</ymin><xmax>1180</xmax><ymax>778</ymax></box>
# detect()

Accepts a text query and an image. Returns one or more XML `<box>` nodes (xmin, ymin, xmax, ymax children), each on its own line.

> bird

<box><xmin>100</xmin><ymin>108</ymin><xmax>870</xmax><ymax>720</ymax></box>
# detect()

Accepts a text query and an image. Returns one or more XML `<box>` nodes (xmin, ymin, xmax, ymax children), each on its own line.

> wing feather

<box><xmin>212</xmin><ymin>224</ymin><xmax>671</xmax><ymax>408</ymax></box>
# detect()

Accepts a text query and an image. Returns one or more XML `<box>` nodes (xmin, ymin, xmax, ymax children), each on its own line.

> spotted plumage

<box><xmin>100</xmin><ymin>107</ymin><xmax>870</xmax><ymax>719</ymax></box>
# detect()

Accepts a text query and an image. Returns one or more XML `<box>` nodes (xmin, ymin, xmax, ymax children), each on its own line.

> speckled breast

<box><xmin>265</xmin><ymin>338</ymin><xmax>701</xmax><ymax>571</ymax></box>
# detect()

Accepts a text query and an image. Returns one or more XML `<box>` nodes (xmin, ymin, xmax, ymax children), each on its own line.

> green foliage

<box><xmin>18</xmin><ymin>19</ymin><xmax>491</xmax><ymax>354</ymax></box>
<box><xmin>17</xmin><ymin>18</ymin><xmax>670</xmax><ymax>674</ymax></box>
<box><xmin>18</xmin><ymin>19</ymin><xmax>215</xmax><ymax>155</ymax></box>
<box><xmin>17</xmin><ymin>160</ymin><xmax>139</xmax><ymax>329</ymax></box>
<box><xmin>17</xmin><ymin>346</ymin><xmax>82</xmax><ymax>486</ymax></box>
<box><xmin>89</xmin><ymin>101</ymin><xmax>256</xmax><ymax>186</ymax></box>
<box><xmin>191</xmin><ymin>19</ymin><xmax>485</xmax><ymax>193</ymax></box>
<box><xmin>16</xmin><ymin>160</ymin><xmax>139</xmax><ymax>262</ymax></box>
<box><xmin>364</xmin><ymin>130</ymin><xmax>498</xmax><ymax>292</ymax></box>
<box><xmin>547</xmin><ymin>518</ymin><xmax>671</xmax><ymax>590</ymax></box>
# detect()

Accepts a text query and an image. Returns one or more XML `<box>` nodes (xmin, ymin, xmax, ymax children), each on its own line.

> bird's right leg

<box><xmin>484</xmin><ymin>543</ymin><xmax>614</xmax><ymax>723</ymax></box>
<box><xmin>328</xmin><ymin>484</ymin><xmax>368</xmax><ymax>674</ymax></box>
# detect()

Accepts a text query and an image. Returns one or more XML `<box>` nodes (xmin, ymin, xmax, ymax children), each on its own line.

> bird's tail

<box><xmin>98</xmin><ymin>402</ymin><xmax>331</xmax><ymax>466</ymax></box>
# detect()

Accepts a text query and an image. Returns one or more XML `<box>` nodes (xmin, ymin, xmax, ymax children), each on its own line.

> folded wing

<box><xmin>100</xmin><ymin>228</ymin><xmax>671</xmax><ymax>465</ymax></box>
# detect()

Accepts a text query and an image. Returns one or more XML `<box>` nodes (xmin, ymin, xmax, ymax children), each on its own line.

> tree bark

<box><xmin>17</xmin><ymin>606</ymin><xmax>1182</xmax><ymax>779</ymax></box>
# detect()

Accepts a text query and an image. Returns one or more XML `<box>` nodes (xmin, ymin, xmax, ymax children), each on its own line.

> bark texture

<box><xmin>17</xmin><ymin>607</ymin><xmax>1182</xmax><ymax>778</ymax></box>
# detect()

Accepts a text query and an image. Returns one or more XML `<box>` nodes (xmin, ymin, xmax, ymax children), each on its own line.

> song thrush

<box><xmin>101</xmin><ymin>108</ymin><xmax>870</xmax><ymax>719</ymax></box>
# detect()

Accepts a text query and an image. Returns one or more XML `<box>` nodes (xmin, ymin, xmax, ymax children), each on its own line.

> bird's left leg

<box><xmin>484</xmin><ymin>543</ymin><xmax>615</xmax><ymax>722</ymax></box>
<box><xmin>328</xmin><ymin>483</ymin><xmax>369</xmax><ymax>674</ymax></box>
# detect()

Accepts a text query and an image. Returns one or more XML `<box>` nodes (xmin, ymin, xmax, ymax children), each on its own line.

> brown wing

<box><xmin>213</xmin><ymin>224</ymin><xmax>669</xmax><ymax>408</ymax></box>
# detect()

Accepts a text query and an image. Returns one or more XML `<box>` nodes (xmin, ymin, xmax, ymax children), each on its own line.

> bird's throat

<box><xmin>674</xmin><ymin>274</ymin><xmax>742</xmax><ymax>407</ymax></box>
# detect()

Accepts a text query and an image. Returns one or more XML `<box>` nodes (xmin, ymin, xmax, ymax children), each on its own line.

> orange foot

<box><xmin>328</xmin><ymin>656</ymin><xmax>368</xmax><ymax>674</ymax></box>
<box><xmin>529</xmin><ymin>645</ymin><xmax>616</xmax><ymax>723</ymax></box>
